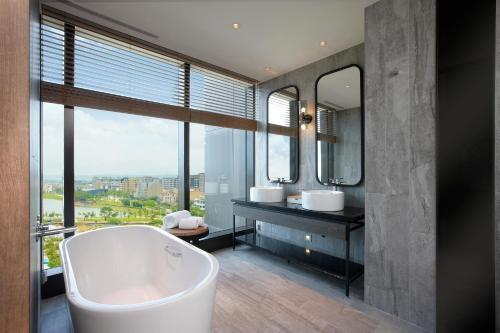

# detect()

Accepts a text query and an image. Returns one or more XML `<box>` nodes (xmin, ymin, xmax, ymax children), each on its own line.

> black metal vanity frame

<box><xmin>231</xmin><ymin>199</ymin><xmax>364</xmax><ymax>296</ymax></box>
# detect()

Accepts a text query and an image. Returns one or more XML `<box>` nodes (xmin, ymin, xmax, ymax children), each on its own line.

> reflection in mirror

<box><xmin>316</xmin><ymin>65</ymin><xmax>362</xmax><ymax>186</ymax></box>
<box><xmin>267</xmin><ymin>86</ymin><xmax>299</xmax><ymax>182</ymax></box>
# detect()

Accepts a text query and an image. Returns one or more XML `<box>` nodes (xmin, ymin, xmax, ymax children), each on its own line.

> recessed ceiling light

<box><xmin>232</xmin><ymin>23</ymin><xmax>240</xmax><ymax>29</ymax></box>
<box><xmin>320</xmin><ymin>41</ymin><xmax>327</xmax><ymax>47</ymax></box>
<box><xmin>345</xmin><ymin>84</ymin><xmax>351</xmax><ymax>88</ymax></box>
<box><xmin>265</xmin><ymin>67</ymin><xmax>271</xmax><ymax>72</ymax></box>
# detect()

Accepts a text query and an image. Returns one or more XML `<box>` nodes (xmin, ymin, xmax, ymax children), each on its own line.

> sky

<box><xmin>42</xmin><ymin>103</ymin><xmax>206</xmax><ymax>179</ymax></box>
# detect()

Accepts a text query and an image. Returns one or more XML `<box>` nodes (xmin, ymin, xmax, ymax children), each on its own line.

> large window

<box><xmin>74</xmin><ymin>107</ymin><xmax>179</xmax><ymax>232</ymax></box>
<box><xmin>42</xmin><ymin>103</ymin><xmax>65</xmax><ymax>269</ymax></box>
<box><xmin>40</xmin><ymin>11</ymin><xmax>255</xmax><ymax>271</ymax></box>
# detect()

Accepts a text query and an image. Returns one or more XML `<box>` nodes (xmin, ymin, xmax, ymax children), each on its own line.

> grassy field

<box><xmin>43</xmin><ymin>193</ymin><xmax>63</xmax><ymax>200</ymax></box>
<box><xmin>42</xmin><ymin>190</ymin><xmax>205</xmax><ymax>268</ymax></box>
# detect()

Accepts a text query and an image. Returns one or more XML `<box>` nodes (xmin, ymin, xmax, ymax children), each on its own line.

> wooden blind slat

<box><xmin>267</xmin><ymin>124</ymin><xmax>298</xmax><ymax>138</ymax></box>
<box><xmin>41</xmin><ymin>82</ymin><xmax>189</xmax><ymax>122</ymax></box>
<box><xmin>41</xmin><ymin>82</ymin><xmax>258</xmax><ymax>132</ymax></box>
<box><xmin>190</xmin><ymin>109</ymin><xmax>257</xmax><ymax>132</ymax></box>
<box><xmin>317</xmin><ymin>133</ymin><xmax>337</xmax><ymax>144</ymax></box>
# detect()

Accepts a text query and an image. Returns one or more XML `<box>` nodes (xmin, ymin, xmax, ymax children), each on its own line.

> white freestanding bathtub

<box><xmin>59</xmin><ymin>225</ymin><xmax>219</xmax><ymax>333</ymax></box>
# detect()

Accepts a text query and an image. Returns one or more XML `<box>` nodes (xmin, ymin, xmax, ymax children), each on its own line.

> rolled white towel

<box><xmin>179</xmin><ymin>216</ymin><xmax>204</xmax><ymax>230</ymax></box>
<box><xmin>162</xmin><ymin>210</ymin><xmax>191</xmax><ymax>229</ymax></box>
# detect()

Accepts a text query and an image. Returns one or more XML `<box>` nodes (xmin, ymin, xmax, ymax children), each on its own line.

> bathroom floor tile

<box><xmin>212</xmin><ymin>246</ymin><xmax>428</xmax><ymax>333</ymax></box>
<box><xmin>41</xmin><ymin>295</ymin><xmax>73</xmax><ymax>333</ymax></box>
<box><xmin>40</xmin><ymin>246</ymin><xmax>427</xmax><ymax>333</ymax></box>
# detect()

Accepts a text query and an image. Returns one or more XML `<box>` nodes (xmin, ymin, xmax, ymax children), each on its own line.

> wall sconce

<box><xmin>299</xmin><ymin>100</ymin><xmax>313</xmax><ymax>130</ymax></box>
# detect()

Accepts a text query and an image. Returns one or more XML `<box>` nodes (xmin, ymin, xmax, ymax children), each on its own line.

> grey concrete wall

<box><xmin>255</xmin><ymin>44</ymin><xmax>365</xmax><ymax>263</ymax></box>
<box><xmin>364</xmin><ymin>0</ymin><xmax>436</xmax><ymax>331</ymax></box>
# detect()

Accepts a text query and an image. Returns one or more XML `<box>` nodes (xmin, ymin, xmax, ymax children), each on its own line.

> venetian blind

<box><xmin>190</xmin><ymin>65</ymin><xmax>255</xmax><ymax>119</ymax></box>
<box><xmin>317</xmin><ymin>106</ymin><xmax>337</xmax><ymax>136</ymax></box>
<box><xmin>268</xmin><ymin>91</ymin><xmax>298</xmax><ymax>128</ymax></box>
<box><xmin>40</xmin><ymin>14</ymin><xmax>256</xmax><ymax>130</ymax></box>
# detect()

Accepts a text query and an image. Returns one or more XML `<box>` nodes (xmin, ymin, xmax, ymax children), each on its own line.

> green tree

<box><xmin>75</xmin><ymin>190</ymin><xmax>92</xmax><ymax>202</ymax></box>
<box><xmin>108</xmin><ymin>217</ymin><xmax>122</xmax><ymax>225</ymax></box>
<box><xmin>121</xmin><ymin>198</ymin><xmax>130</xmax><ymax>207</ymax></box>
<box><xmin>43</xmin><ymin>236</ymin><xmax>63</xmax><ymax>268</ymax></box>
<box><xmin>144</xmin><ymin>199</ymin><xmax>157</xmax><ymax>207</ymax></box>
<box><xmin>189</xmin><ymin>202</ymin><xmax>205</xmax><ymax>217</ymax></box>
<box><xmin>148</xmin><ymin>219</ymin><xmax>162</xmax><ymax>227</ymax></box>
<box><xmin>100</xmin><ymin>206</ymin><xmax>113</xmax><ymax>221</ymax></box>
<box><xmin>132</xmin><ymin>201</ymin><xmax>143</xmax><ymax>208</ymax></box>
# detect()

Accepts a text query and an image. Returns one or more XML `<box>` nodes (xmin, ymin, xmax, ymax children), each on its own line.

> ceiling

<box><xmin>43</xmin><ymin>0</ymin><xmax>377</xmax><ymax>82</ymax></box>
<box><xmin>317</xmin><ymin>66</ymin><xmax>361</xmax><ymax>110</ymax></box>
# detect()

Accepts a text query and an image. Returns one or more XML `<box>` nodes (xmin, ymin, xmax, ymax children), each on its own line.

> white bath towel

<box><xmin>178</xmin><ymin>216</ymin><xmax>205</xmax><ymax>230</ymax></box>
<box><xmin>162</xmin><ymin>210</ymin><xmax>191</xmax><ymax>229</ymax></box>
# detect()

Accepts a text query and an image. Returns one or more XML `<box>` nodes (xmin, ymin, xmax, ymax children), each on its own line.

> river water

<box><xmin>43</xmin><ymin>198</ymin><xmax>101</xmax><ymax>217</ymax></box>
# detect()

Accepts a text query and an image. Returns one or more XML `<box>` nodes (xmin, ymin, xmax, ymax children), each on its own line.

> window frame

<box><xmin>40</xmin><ymin>9</ymin><xmax>256</xmax><ymax>290</ymax></box>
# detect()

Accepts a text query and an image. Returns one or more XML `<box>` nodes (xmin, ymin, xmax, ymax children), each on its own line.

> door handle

<box><xmin>35</xmin><ymin>223</ymin><xmax>77</xmax><ymax>241</ymax></box>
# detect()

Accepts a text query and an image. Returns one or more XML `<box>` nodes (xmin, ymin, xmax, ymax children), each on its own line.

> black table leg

<box><xmin>232</xmin><ymin>214</ymin><xmax>236</xmax><ymax>250</ymax></box>
<box><xmin>345</xmin><ymin>225</ymin><xmax>350</xmax><ymax>297</ymax></box>
<box><xmin>252</xmin><ymin>219</ymin><xmax>256</xmax><ymax>245</ymax></box>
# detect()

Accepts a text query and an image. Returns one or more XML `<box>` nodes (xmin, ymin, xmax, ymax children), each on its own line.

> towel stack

<box><xmin>162</xmin><ymin>210</ymin><xmax>206</xmax><ymax>230</ymax></box>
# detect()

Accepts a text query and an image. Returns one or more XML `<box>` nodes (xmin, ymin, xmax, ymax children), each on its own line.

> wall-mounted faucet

<box><xmin>329</xmin><ymin>177</ymin><xmax>345</xmax><ymax>191</ymax></box>
<box><xmin>271</xmin><ymin>177</ymin><xmax>287</xmax><ymax>187</ymax></box>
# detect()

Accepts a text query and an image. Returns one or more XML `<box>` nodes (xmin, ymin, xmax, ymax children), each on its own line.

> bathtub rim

<box><xmin>59</xmin><ymin>225</ymin><xmax>219</xmax><ymax>313</ymax></box>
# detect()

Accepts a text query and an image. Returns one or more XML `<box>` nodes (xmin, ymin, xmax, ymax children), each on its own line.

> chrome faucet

<box><xmin>272</xmin><ymin>177</ymin><xmax>286</xmax><ymax>186</ymax></box>
<box><xmin>329</xmin><ymin>177</ymin><xmax>345</xmax><ymax>191</ymax></box>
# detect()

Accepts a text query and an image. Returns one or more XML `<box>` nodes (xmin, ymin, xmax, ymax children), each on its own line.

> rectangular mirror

<box><xmin>267</xmin><ymin>86</ymin><xmax>299</xmax><ymax>183</ymax></box>
<box><xmin>316</xmin><ymin>65</ymin><xmax>363</xmax><ymax>186</ymax></box>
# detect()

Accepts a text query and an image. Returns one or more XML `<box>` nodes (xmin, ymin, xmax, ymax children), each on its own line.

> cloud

<box><xmin>74</xmin><ymin>107</ymin><xmax>180</xmax><ymax>177</ymax></box>
<box><xmin>42</xmin><ymin>102</ymin><xmax>208</xmax><ymax>178</ymax></box>
<box><xmin>42</xmin><ymin>103</ymin><xmax>64</xmax><ymax>178</ymax></box>
<box><xmin>268</xmin><ymin>134</ymin><xmax>291</xmax><ymax>179</ymax></box>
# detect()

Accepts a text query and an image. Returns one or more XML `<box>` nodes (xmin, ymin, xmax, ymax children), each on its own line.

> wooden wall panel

<box><xmin>0</xmin><ymin>0</ymin><xmax>31</xmax><ymax>332</ymax></box>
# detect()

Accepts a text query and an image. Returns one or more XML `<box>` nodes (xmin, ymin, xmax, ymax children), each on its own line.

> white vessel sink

<box><xmin>250</xmin><ymin>186</ymin><xmax>284</xmax><ymax>203</ymax></box>
<box><xmin>301</xmin><ymin>190</ymin><xmax>344</xmax><ymax>211</ymax></box>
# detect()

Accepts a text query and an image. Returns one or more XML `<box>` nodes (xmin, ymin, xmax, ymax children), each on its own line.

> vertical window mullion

<box><xmin>63</xmin><ymin>23</ymin><xmax>75</xmax><ymax>233</ymax></box>
<box><xmin>178</xmin><ymin>63</ymin><xmax>190</xmax><ymax>211</ymax></box>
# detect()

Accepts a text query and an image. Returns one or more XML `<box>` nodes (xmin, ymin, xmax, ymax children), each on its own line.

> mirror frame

<box><xmin>314</xmin><ymin>64</ymin><xmax>364</xmax><ymax>187</ymax></box>
<box><xmin>266</xmin><ymin>85</ymin><xmax>300</xmax><ymax>183</ymax></box>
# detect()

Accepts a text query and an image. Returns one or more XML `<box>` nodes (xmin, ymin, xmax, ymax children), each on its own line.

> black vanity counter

<box><xmin>231</xmin><ymin>198</ymin><xmax>364</xmax><ymax>224</ymax></box>
<box><xmin>231</xmin><ymin>198</ymin><xmax>365</xmax><ymax>296</ymax></box>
